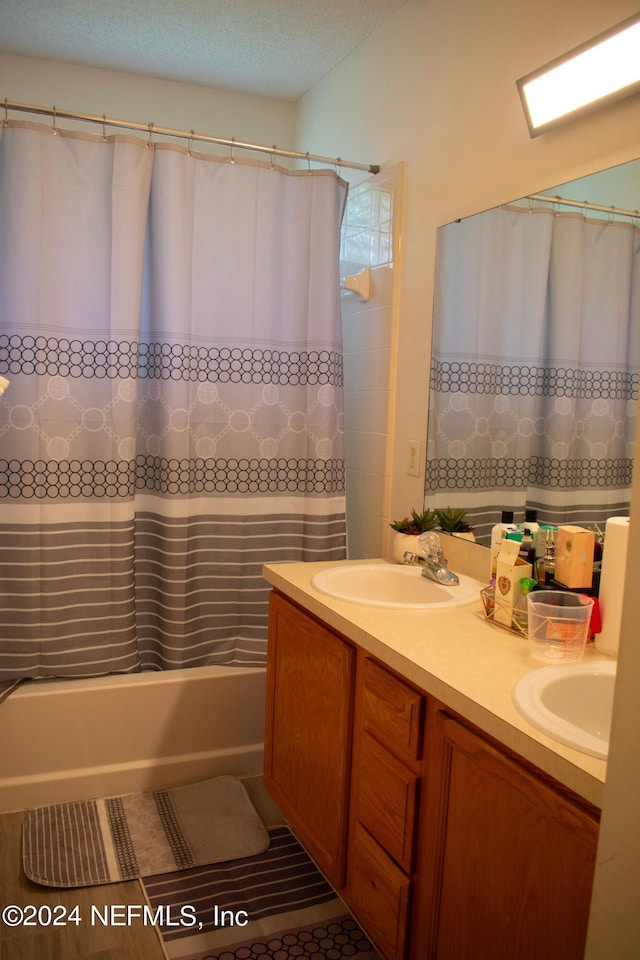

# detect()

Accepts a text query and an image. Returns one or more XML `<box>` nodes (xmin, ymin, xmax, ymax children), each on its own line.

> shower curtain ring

<box><xmin>102</xmin><ymin>114</ymin><xmax>107</xmax><ymax>141</ymax></box>
<box><xmin>306</xmin><ymin>151</ymin><xmax>311</xmax><ymax>174</ymax></box>
<box><xmin>270</xmin><ymin>145</ymin><xmax>276</xmax><ymax>170</ymax></box>
<box><xmin>147</xmin><ymin>122</ymin><xmax>154</xmax><ymax>149</ymax></box>
<box><xmin>230</xmin><ymin>137</ymin><xmax>235</xmax><ymax>164</ymax></box>
<box><xmin>187</xmin><ymin>130</ymin><xmax>194</xmax><ymax>157</ymax></box>
<box><xmin>3</xmin><ymin>98</ymin><xmax>8</xmax><ymax>127</ymax></box>
<box><xmin>51</xmin><ymin>106</ymin><xmax>57</xmax><ymax>135</ymax></box>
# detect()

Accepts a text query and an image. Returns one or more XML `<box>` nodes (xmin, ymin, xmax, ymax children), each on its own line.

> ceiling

<box><xmin>0</xmin><ymin>0</ymin><xmax>408</xmax><ymax>101</ymax></box>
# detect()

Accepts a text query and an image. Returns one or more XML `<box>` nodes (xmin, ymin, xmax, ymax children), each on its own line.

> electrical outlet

<box><xmin>407</xmin><ymin>439</ymin><xmax>421</xmax><ymax>477</ymax></box>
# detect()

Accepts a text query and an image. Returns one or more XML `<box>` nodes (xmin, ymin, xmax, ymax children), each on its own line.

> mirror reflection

<box><xmin>425</xmin><ymin>160</ymin><xmax>640</xmax><ymax>545</ymax></box>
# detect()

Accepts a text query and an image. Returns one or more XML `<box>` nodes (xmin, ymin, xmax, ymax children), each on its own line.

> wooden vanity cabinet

<box><xmin>264</xmin><ymin>590</ymin><xmax>600</xmax><ymax>960</ymax></box>
<box><xmin>412</xmin><ymin>708</ymin><xmax>600</xmax><ymax>960</ymax></box>
<box><xmin>263</xmin><ymin>591</ymin><xmax>355</xmax><ymax>888</ymax></box>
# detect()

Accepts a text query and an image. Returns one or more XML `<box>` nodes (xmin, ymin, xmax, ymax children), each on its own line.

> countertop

<box><xmin>262</xmin><ymin>558</ymin><xmax>611</xmax><ymax>808</ymax></box>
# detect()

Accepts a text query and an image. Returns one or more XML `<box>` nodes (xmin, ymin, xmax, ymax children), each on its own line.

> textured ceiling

<box><xmin>0</xmin><ymin>0</ymin><xmax>408</xmax><ymax>100</ymax></box>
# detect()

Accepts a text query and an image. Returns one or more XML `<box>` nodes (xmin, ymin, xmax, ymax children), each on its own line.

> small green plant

<box><xmin>435</xmin><ymin>507</ymin><xmax>473</xmax><ymax>533</ymax></box>
<box><xmin>390</xmin><ymin>508</ymin><xmax>438</xmax><ymax>535</ymax></box>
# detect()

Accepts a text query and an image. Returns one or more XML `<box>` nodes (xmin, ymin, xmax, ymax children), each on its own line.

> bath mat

<box><xmin>22</xmin><ymin>775</ymin><xmax>270</xmax><ymax>888</ymax></box>
<box><xmin>143</xmin><ymin>824</ymin><xmax>381</xmax><ymax>960</ymax></box>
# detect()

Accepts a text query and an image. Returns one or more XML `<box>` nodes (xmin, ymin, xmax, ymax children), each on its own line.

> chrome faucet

<box><xmin>415</xmin><ymin>531</ymin><xmax>460</xmax><ymax>586</ymax></box>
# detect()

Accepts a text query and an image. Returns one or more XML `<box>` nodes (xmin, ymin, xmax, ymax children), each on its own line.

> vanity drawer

<box><xmin>353</xmin><ymin>731</ymin><xmax>419</xmax><ymax>872</ymax></box>
<box><xmin>347</xmin><ymin>821</ymin><xmax>412</xmax><ymax>960</ymax></box>
<box><xmin>361</xmin><ymin>657</ymin><xmax>425</xmax><ymax>762</ymax></box>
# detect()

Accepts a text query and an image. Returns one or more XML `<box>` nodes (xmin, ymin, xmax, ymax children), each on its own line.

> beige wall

<box><xmin>297</xmin><ymin>1</ymin><xmax>640</xmax><ymax>956</ymax></box>
<box><xmin>0</xmin><ymin>50</ymin><xmax>296</xmax><ymax>152</ymax></box>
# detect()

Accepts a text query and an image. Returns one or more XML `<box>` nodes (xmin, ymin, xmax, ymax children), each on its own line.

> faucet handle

<box><xmin>417</xmin><ymin>531</ymin><xmax>444</xmax><ymax>561</ymax></box>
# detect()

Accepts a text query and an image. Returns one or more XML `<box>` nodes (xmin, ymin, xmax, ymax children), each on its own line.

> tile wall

<box><xmin>340</xmin><ymin>164</ymin><xmax>403</xmax><ymax>558</ymax></box>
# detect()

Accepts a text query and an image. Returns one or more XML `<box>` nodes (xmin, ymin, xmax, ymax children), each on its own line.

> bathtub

<box><xmin>0</xmin><ymin>665</ymin><xmax>266</xmax><ymax>812</ymax></box>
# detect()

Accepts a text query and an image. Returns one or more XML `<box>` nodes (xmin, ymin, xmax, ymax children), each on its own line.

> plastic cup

<box><xmin>526</xmin><ymin>590</ymin><xmax>594</xmax><ymax>663</ymax></box>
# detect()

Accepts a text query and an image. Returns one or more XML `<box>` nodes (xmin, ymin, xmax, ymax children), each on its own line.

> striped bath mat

<box><xmin>143</xmin><ymin>824</ymin><xmax>381</xmax><ymax>960</ymax></box>
<box><xmin>22</xmin><ymin>775</ymin><xmax>270</xmax><ymax>887</ymax></box>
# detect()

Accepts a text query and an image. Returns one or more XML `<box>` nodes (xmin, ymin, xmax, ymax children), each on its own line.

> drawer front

<box><xmin>353</xmin><ymin>732</ymin><xmax>419</xmax><ymax>872</ymax></box>
<box><xmin>347</xmin><ymin>821</ymin><xmax>412</xmax><ymax>960</ymax></box>
<box><xmin>361</xmin><ymin>658</ymin><xmax>424</xmax><ymax>762</ymax></box>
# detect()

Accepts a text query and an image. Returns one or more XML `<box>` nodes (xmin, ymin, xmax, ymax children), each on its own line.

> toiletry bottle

<box><xmin>490</xmin><ymin>510</ymin><xmax>517</xmax><ymax>578</ymax></box>
<box><xmin>518</xmin><ymin>528</ymin><xmax>536</xmax><ymax>565</ymax></box>
<box><xmin>521</xmin><ymin>509</ymin><xmax>539</xmax><ymax>554</ymax></box>
<box><xmin>513</xmin><ymin>577</ymin><xmax>537</xmax><ymax>633</ymax></box>
<box><xmin>534</xmin><ymin>522</ymin><xmax>554</xmax><ymax>560</ymax></box>
<box><xmin>535</xmin><ymin>529</ymin><xmax>556</xmax><ymax>587</ymax></box>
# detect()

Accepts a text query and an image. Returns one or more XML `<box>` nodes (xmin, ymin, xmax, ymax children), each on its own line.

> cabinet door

<box><xmin>419</xmin><ymin>712</ymin><xmax>599</xmax><ymax>960</ymax></box>
<box><xmin>264</xmin><ymin>592</ymin><xmax>355</xmax><ymax>886</ymax></box>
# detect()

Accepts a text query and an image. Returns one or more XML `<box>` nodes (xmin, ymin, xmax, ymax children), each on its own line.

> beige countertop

<box><xmin>262</xmin><ymin>558</ymin><xmax>611</xmax><ymax>809</ymax></box>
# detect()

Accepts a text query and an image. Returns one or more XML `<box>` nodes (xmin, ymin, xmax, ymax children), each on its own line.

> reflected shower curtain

<box><xmin>426</xmin><ymin>205</ymin><xmax>640</xmax><ymax>543</ymax></box>
<box><xmin>0</xmin><ymin>122</ymin><xmax>347</xmax><ymax>685</ymax></box>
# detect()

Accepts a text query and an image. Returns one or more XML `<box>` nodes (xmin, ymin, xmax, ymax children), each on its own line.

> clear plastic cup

<box><xmin>526</xmin><ymin>590</ymin><xmax>594</xmax><ymax>662</ymax></box>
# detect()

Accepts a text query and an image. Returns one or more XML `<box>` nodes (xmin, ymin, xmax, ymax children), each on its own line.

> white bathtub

<box><xmin>0</xmin><ymin>665</ymin><xmax>266</xmax><ymax>812</ymax></box>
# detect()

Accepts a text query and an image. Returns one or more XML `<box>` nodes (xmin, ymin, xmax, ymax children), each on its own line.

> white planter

<box><xmin>392</xmin><ymin>533</ymin><xmax>421</xmax><ymax>564</ymax></box>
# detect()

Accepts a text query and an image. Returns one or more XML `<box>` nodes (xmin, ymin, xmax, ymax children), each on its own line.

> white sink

<box><xmin>512</xmin><ymin>662</ymin><xmax>616</xmax><ymax>759</ymax></box>
<box><xmin>310</xmin><ymin>563</ymin><xmax>482</xmax><ymax>609</ymax></box>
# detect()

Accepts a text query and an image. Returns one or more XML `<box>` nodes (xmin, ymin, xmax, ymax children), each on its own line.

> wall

<box><xmin>296</xmin><ymin>0</ymin><xmax>640</xmax><ymax>955</ymax></box>
<box><xmin>0</xmin><ymin>50</ymin><xmax>296</xmax><ymax>156</ymax></box>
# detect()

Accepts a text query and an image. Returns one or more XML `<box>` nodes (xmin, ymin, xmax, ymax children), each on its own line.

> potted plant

<box><xmin>436</xmin><ymin>507</ymin><xmax>475</xmax><ymax>541</ymax></box>
<box><xmin>389</xmin><ymin>508</ymin><xmax>438</xmax><ymax>562</ymax></box>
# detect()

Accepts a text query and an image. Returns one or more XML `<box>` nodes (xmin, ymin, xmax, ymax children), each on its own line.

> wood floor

<box><xmin>0</xmin><ymin>776</ymin><xmax>284</xmax><ymax>960</ymax></box>
<box><xmin>0</xmin><ymin>810</ymin><xmax>168</xmax><ymax>960</ymax></box>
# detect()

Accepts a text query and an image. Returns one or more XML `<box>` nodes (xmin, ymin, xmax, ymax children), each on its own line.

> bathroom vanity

<box><xmin>262</xmin><ymin>560</ymin><xmax>607</xmax><ymax>960</ymax></box>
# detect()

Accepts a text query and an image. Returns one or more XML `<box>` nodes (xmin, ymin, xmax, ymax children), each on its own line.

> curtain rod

<box><xmin>527</xmin><ymin>192</ymin><xmax>640</xmax><ymax>221</ymax></box>
<box><xmin>2</xmin><ymin>98</ymin><xmax>380</xmax><ymax>175</ymax></box>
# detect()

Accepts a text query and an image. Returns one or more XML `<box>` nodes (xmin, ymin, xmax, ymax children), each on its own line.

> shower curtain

<box><xmin>0</xmin><ymin>121</ymin><xmax>347</xmax><ymax>685</ymax></box>
<box><xmin>426</xmin><ymin>203</ymin><xmax>640</xmax><ymax>543</ymax></box>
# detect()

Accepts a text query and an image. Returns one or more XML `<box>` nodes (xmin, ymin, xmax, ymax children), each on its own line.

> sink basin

<box><xmin>310</xmin><ymin>563</ymin><xmax>482</xmax><ymax>608</ymax></box>
<box><xmin>513</xmin><ymin>662</ymin><xmax>616</xmax><ymax>759</ymax></box>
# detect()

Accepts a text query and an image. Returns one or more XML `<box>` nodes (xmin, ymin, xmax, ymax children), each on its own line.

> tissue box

<box><xmin>555</xmin><ymin>525</ymin><xmax>595</xmax><ymax>589</ymax></box>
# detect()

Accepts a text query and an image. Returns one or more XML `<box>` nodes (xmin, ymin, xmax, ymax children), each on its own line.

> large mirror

<box><xmin>425</xmin><ymin>159</ymin><xmax>640</xmax><ymax>546</ymax></box>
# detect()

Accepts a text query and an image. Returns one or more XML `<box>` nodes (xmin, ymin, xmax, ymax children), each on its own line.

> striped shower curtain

<box><xmin>0</xmin><ymin>121</ymin><xmax>347</xmax><ymax>686</ymax></box>
<box><xmin>426</xmin><ymin>203</ymin><xmax>640</xmax><ymax>543</ymax></box>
